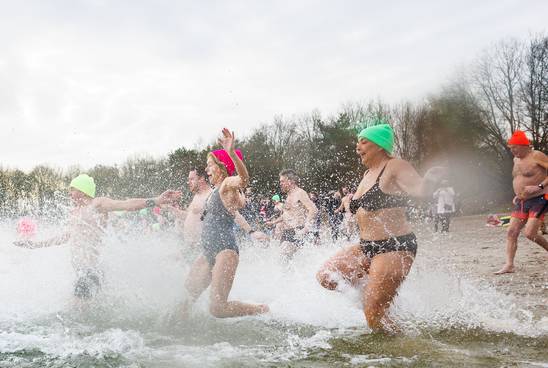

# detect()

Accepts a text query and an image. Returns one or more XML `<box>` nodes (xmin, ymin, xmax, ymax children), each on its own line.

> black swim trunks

<box><xmin>74</xmin><ymin>269</ymin><xmax>103</xmax><ymax>299</ymax></box>
<box><xmin>360</xmin><ymin>233</ymin><xmax>418</xmax><ymax>259</ymax></box>
<box><xmin>281</xmin><ymin>226</ymin><xmax>305</xmax><ymax>247</ymax></box>
<box><xmin>512</xmin><ymin>195</ymin><xmax>548</xmax><ymax>220</ymax></box>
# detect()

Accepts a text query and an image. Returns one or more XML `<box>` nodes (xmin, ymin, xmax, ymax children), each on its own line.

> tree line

<box><xmin>1</xmin><ymin>35</ymin><xmax>546</xmax><ymax>217</ymax></box>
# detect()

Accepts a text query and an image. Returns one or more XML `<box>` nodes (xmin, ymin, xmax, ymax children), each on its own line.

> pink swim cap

<box><xmin>210</xmin><ymin>149</ymin><xmax>243</xmax><ymax>176</ymax></box>
<box><xmin>152</xmin><ymin>206</ymin><xmax>161</xmax><ymax>215</ymax></box>
<box><xmin>17</xmin><ymin>217</ymin><xmax>37</xmax><ymax>238</ymax></box>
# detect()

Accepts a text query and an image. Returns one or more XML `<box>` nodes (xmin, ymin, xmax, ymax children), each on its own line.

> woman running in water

<box><xmin>182</xmin><ymin>128</ymin><xmax>269</xmax><ymax>318</ymax></box>
<box><xmin>316</xmin><ymin>122</ymin><xmax>442</xmax><ymax>332</ymax></box>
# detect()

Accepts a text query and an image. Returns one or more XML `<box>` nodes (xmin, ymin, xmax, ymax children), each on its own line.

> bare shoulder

<box><xmin>388</xmin><ymin>158</ymin><xmax>414</xmax><ymax>175</ymax></box>
<box><xmin>532</xmin><ymin>150</ymin><xmax>548</xmax><ymax>160</ymax></box>
<box><xmin>389</xmin><ymin>158</ymin><xmax>411</xmax><ymax>169</ymax></box>
<box><xmin>297</xmin><ymin>187</ymin><xmax>309</xmax><ymax>198</ymax></box>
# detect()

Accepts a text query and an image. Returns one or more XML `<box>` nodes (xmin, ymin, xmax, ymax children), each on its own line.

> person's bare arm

<box><xmin>162</xmin><ymin>204</ymin><xmax>187</xmax><ymax>221</ymax></box>
<box><xmin>266</xmin><ymin>215</ymin><xmax>283</xmax><ymax>225</ymax></box>
<box><xmin>392</xmin><ymin>159</ymin><xmax>444</xmax><ymax>198</ymax></box>
<box><xmin>299</xmin><ymin>190</ymin><xmax>319</xmax><ymax>232</ymax></box>
<box><xmin>234</xmin><ymin>212</ymin><xmax>268</xmax><ymax>241</ymax></box>
<box><xmin>335</xmin><ymin>199</ymin><xmax>345</xmax><ymax>213</ymax></box>
<box><xmin>221</xmin><ymin>128</ymin><xmax>250</xmax><ymax>190</ymax></box>
<box><xmin>14</xmin><ymin>232</ymin><xmax>70</xmax><ymax>249</ymax></box>
<box><xmin>533</xmin><ymin>151</ymin><xmax>548</xmax><ymax>192</ymax></box>
<box><xmin>521</xmin><ymin>151</ymin><xmax>548</xmax><ymax>197</ymax></box>
<box><xmin>533</xmin><ymin>150</ymin><xmax>548</xmax><ymax>170</ymax></box>
<box><xmin>93</xmin><ymin>190</ymin><xmax>181</xmax><ymax>213</ymax></box>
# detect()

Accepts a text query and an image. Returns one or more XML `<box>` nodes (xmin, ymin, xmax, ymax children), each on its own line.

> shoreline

<box><xmin>414</xmin><ymin>214</ymin><xmax>547</xmax><ymax>318</ymax></box>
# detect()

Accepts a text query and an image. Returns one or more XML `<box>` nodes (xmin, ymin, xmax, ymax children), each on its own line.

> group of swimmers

<box><xmin>13</xmin><ymin>124</ymin><xmax>548</xmax><ymax>332</ymax></box>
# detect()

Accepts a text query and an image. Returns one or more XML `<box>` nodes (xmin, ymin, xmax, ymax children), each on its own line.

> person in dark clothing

<box><xmin>326</xmin><ymin>190</ymin><xmax>343</xmax><ymax>240</ymax></box>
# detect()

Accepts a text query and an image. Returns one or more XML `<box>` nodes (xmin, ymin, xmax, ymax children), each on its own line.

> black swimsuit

<box><xmin>201</xmin><ymin>188</ymin><xmax>239</xmax><ymax>266</ymax></box>
<box><xmin>349</xmin><ymin>161</ymin><xmax>417</xmax><ymax>258</ymax></box>
<box><xmin>349</xmin><ymin>164</ymin><xmax>408</xmax><ymax>214</ymax></box>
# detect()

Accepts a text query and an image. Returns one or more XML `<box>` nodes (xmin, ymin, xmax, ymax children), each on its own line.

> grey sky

<box><xmin>1</xmin><ymin>0</ymin><xmax>546</xmax><ymax>171</ymax></box>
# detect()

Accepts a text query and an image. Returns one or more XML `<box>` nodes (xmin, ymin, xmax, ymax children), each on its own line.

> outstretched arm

<box><xmin>14</xmin><ymin>232</ymin><xmax>70</xmax><ymax>249</ymax></box>
<box><xmin>93</xmin><ymin>190</ymin><xmax>181</xmax><ymax>213</ymax></box>
<box><xmin>393</xmin><ymin>159</ymin><xmax>444</xmax><ymax>198</ymax></box>
<box><xmin>235</xmin><ymin>211</ymin><xmax>268</xmax><ymax>241</ymax></box>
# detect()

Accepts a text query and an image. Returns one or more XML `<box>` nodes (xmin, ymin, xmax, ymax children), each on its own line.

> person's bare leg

<box><xmin>316</xmin><ymin>244</ymin><xmax>370</xmax><ymax>290</ymax></box>
<box><xmin>208</xmin><ymin>250</ymin><xmax>268</xmax><ymax>318</ymax></box>
<box><xmin>181</xmin><ymin>255</ymin><xmax>212</xmax><ymax>318</ymax></box>
<box><xmin>495</xmin><ymin>217</ymin><xmax>526</xmax><ymax>274</ymax></box>
<box><xmin>362</xmin><ymin>252</ymin><xmax>414</xmax><ymax>333</ymax></box>
<box><xmin>523</xmin><ymin>218</ymin><xmax>548</xmax><ymax>251</ymax></box>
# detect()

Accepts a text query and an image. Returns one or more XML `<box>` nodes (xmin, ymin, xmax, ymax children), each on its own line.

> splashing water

<box><xmin>0</xmin><ymin>218</ymin><xmax>546</xmax><ymax>367</ymax></box>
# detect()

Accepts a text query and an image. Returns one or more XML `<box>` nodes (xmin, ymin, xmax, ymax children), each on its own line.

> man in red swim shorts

<box><xmin>495</xmin><ymin>130</ymin><xmax>548</xmax><ymax>274</ymax></box>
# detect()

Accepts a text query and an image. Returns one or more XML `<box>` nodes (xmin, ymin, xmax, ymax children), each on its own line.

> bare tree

<box><xmin>472</xmin><ymin>39</ymin><xmax>524</xmax><ymax>145</ymax></box>
<box><xmin>520</xmin><ymin>34</ymin><xmax>548</xmax><ymax>151</ymax></box>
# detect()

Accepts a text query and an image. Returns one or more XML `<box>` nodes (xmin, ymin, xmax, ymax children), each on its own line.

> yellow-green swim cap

<box><xmin>70</xmin><ymin>174</ymin><xmax>96</xmax><ymax>198</ymax></box>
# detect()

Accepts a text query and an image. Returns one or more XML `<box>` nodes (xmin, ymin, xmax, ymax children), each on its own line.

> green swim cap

<box><xmin>272</xmin><ymin>194</ymin><xmax>281</xmax><ymax>202</ymax></box>
<box><xmin>357</xmin><ymin>124</ymin><xmax>394</xmax><ymax>154</ymax></box>
<box><xmin>70</xmin><ymin>174</ymin><xmax>96</xmax><ymax>198</ymax></box>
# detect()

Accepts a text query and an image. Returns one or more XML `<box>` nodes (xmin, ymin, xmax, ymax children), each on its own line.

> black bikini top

<box><xmin>349</xmin><ymin>162</ymin><xmax>409</xmax><ymax>214</ymax></box>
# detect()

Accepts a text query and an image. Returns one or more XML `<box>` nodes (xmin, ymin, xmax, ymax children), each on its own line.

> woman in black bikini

<box><xmin>316</xmin><ymin>123</ymin><xmax>442</xmax><ymax>332</ymax></box>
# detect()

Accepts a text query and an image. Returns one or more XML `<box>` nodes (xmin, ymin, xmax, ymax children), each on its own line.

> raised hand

<box><xmin>218</xmin><ymin>128</ymin><xmax>235</xmax><ymax>153</ymax></box>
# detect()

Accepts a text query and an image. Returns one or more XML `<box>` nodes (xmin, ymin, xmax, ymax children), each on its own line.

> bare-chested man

<box><xmin>14</xmin><ymin>174</ymin><xmax>181</xmax><ymax>303</ymax></box>
<box><xmin>495</xmin><ymin>130</ymin><xmax>548</xmax><ymax>274</ymax></box>
<box><xmin>277</xmin><ymin>169</ymin><xmax>318</xmax><ymax>258</ymax></box>
<box><xmin>180</xmin><ymin>168</ymin><xmax>213</xmax><ymax>249</ymax></box>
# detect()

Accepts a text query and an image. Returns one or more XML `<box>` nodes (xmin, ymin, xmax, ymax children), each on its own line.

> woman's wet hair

<box><xmin>208</xmin><ymin>153</ymin><xmax>229</xmax><ymax>177</ymax></box>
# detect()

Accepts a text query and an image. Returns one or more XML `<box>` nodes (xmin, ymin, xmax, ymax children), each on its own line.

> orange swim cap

<box><xmin>507</xmin><ymin>130</ymin><xmax>530</xmax><ymax>146</ymax></box>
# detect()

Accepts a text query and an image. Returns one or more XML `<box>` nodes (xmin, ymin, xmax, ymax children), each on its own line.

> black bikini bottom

<box><xmin>359</xmin><ymin>233</ymin><xmax>417</xmax><ymax>259</ymax></box>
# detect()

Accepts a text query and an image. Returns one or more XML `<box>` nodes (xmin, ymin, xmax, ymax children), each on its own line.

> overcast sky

<box><xmin>1</xmin><ymin>0</ymin><xmax>546</xmax><ymax>171</ymax></box>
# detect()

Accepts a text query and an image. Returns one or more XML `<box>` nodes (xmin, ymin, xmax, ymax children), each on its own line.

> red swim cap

<box><xmin>507</xmin><ymin>130</ymin><xmax>530</xmax><ymax>146</ymax></box>
<box><xmin>210</xmin><ymin>149</ymin><xmax>243</xmax><ymax>176</ymax></box>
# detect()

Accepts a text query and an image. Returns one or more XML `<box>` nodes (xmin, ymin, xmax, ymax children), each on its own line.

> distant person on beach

<box><xmin>336</xmin><ymin>188</ymin><xmax>357</xmax><ymax>240</ymax></box>
<box><xmin>326</xmin><ymin>190</ymin><xmax>343</xmax><ymax>240</ymax></box>
<box><xmin>278</xmin><ymin>169</ymin><xmax>319</xmax><ymax>258</ymax></box>
<box><xmin>433</xmin><ymin>180</ymin><xmax>456</xmax><ymax>232</ymax></box>
<box><xmin>316</xmin><ymin>122</ymin><xmax>443</xmax><ymax>333</ymax></box>
<box><xmin>182</xmin><ymin>128</ymin><xmax>269</xmax><ymax>318</ymax></box>
<box><xmin>13</xmin><ymin>174</ymin><xmax>181</xmax><ymax>304</ymax></box>
<box><xmin>495</xmin><ymin>130</ymin><xmax>548</xmax><ymax>274</ymax></box>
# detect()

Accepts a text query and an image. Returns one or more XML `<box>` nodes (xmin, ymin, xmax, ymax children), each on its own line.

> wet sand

<box><xmin>415</xmin><ymin>215</ymin><xmax>548</xmax><ymax>317</ymax></box>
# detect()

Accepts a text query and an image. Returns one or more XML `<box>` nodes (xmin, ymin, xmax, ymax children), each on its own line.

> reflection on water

<box><xmin>0</xmin><ymin>220</ymin><xmax>546</xmax><ymax>367</ymax></box>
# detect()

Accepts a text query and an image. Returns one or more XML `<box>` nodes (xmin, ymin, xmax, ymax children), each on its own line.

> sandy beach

<box><xmin>415</xmin><ymin>214</ymin><xmax>548</xmax><ymax>318</ymax></box>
